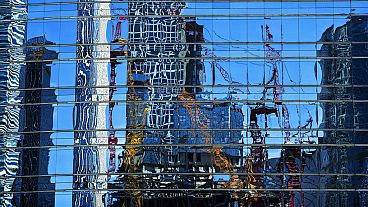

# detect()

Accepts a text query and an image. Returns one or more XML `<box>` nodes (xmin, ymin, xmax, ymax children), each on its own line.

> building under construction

<box><xmin>1</xmin><ymin>0</ymin><xmax>368</xmax><ymax>207</ymax></box>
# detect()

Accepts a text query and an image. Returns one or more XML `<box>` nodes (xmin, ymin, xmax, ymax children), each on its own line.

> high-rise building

<box><xmin>184</xmin><ymin>21</ymin><xmax>205</xmax><ymax>94</ymax></box>
<box><xmin>0</xmin><ymin>1</ymin><xmax>27</xmax><ymax>206</ymax></box>
<box><xmin>123</xmin><ymin>2</ymin><xmax>246</xmax><ymax>205</ymax></box>
<box><xmin>13</xmin><ymin>36</ymin><xmax>57</xmax><ymax>207</ymax></box>
<box><xmin>139</xmin><ymin>18</ymin><xmax>206</xmax><ymax>179</ymax></box>
<box><xmin>122</xmin><ymin>1</ymin><xmax>188</xmax><ymax>204</ymax></box>
<box><xmin>73</xmin><ymin>0</ymin><xmax>110</xmax><ymax>206</ymax></box>
<box><xmin>317</xmin><ymin>16</ymin><xmax>368</xmax><ymax>207</ymax></box>
<box><xmin>126</xmin><ymin>13</ymin><xmax>245</xmax><ymax>205</ymax></box>
<box><xmin>3</xmin><ymin>1</ymin><xmax>368</xmax><ymax>206</ymax></box>
<box><xmin>127</xmin><ymin>1</ymin><xmax>187</xmax><ymax>164</ymax></box>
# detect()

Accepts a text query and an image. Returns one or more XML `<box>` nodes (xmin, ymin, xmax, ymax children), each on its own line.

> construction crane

<box><xmin>261</xmin><ymin>24</ymin><xmax>315</xmax><ymax>207</ymax></box>
<box><xmin>204</xmin><ymin>46</ymin><xmax>244</xmax><ymax>94</ymax></box>
<box><xmin>278</xmin><ymin>114</ymin><xmax>314</xmax><ymax>207</ymax></box>
<box><xmin>177</xmin><ymin>90</ymin><xmax>247</xmax><ymax>203</ymax></box>
<box><xmin>288</xmin><ymin>111</ymin><xmax>314</xmax><ymax>207</ymax></box>
<box><xmin>108</xmin><ymin>21</ymin><xmax>128</xmax><ymax>175</ymax></box>
<box><xmin>178</xmin><ymin>91</ymin><xmax>234</xmax><ymax>173</ymax></box>
<box><xmin>248</xmin><ymin>105</ymin><xmax>278</xmax><ymax>206</ymax></box>
<box><xmin>235</xmin><ymin>25</ymin><xmax>283</xmax><ymax>206</ymax></box>
<box><xmin>243</xmin><ymin>155</ymin><xmax>258</xmax><ymax>205</ymax></box>
<box><xmin>203</xmin><ymin>28</ymin><xmax>282</xmax><ymax>206</ymax></box>
<box><xmin>261</xmin><ymin>25</ymin><xmax>283</xmax><ymax>103</ymax></box>
<box><xmin>109</xmin><ymin>20</ymin><xmax>150</xmax><ymax>207</ymax></box>
<box><xmin>189</xmin><ymin>37</ymin><xmax>244</xmax><ymax>177</ymax></box>
<box><xmin>112</xmin><ymin>21</ymin><xmax>122</xmax><ymax>41</ymax></box>
<box><xmin>201</xmin><ymin>34</ymin><xmax>247</xmax><ymax>205</ymax></box>
<box><xmin>123</xmin><ymin>60</ymin><xmax>151</xmax><ymax>207</ymax></box>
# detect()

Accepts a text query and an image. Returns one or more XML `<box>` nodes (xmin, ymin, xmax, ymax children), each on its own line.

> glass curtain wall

<box><xmin>0</xmin><ymin>0</ymin><xmax>367</xmax><ymax>206</ymax></box>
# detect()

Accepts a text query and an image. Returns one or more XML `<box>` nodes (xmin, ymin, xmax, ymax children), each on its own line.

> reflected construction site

<box><xmin>0</xmin><ymin>0</ymin><xmax>368</xmax><ymax>207</ymax></box>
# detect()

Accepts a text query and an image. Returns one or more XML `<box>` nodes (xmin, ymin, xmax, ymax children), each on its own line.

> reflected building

<box><xmin>0</xmin><ymin>0</ymin><xmax>27</xmax><ymax>206</ymax></box>
<box><xmin>184</xmin><ymin>21</ymin><xmax>205</xmax><ymax>94</ymax></box>
<box><xmin>127</xmin><ymin>1</ymin><xmax>187</xmax><ymax>167</ymax></box>
<box><xmin>139</xmin><ymin>18</ymin><xmax>207</xmax><ymax>179</ymax></box>
<box><xmin>73</xmin><ymin>0</ymin><xmax>110</xmax><ymax>206</ymax></box>
<box><xmin>125</xmin><ymin>10</ymin><xmax>245</xmax><ymax>205</ymax></box>
<box><xmin>317</xmin><ymin>16</ymin><xmax>368</xmax><ymax>207</ymax></box>
<box><xmin>141</xmin><ymin>96</ymin><xmax>244</xmax><ymax>206</ymax></box>
<box><xmin>123</xmin><ymin>0</ymin><xmax>245</xmax><ymax>205</ymax></box>
<box><xmin>13</xmin><ymin>36</ymin><xmax>57</xmax><ymax>207</ymax></box>
<box><xmin>124</xmin><ymin>1</ymin><xmax>187</xmax><ymax>204</ymax></box>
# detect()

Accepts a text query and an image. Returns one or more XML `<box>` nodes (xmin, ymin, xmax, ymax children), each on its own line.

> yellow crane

<box><xmin>125</xmin><ymin>107</ymin><xmax>150</xmax><ymax>168</ymax></box>
<box><xmin>242</xmin><ymin>156</ymin><xmax>260</xmax><ymax>207</ymax></box>
<box><xmin>178</xmin><ymin>91</ymin><xmax>233</xmax><ymax>172</ymax></box>
<box><xmin>124</xmin><ymin>60</ymin><xmax>151</xmax><ymax>207</ymax></box>
<box><xmin>110</xmin><ymin>21</ymin><xmax>147</xmax><ymax>206</ymax></box>
<box><xmin>178</xmin><ymin>90</ymin><xmax>249</xmax><ymax>204</ymax></box>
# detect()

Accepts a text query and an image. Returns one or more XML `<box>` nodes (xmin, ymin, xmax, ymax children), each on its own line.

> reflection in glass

<box><xmin>0</xmin><ymin>1</ymin><xmax>367</xmax><ymax>207</ymax></box>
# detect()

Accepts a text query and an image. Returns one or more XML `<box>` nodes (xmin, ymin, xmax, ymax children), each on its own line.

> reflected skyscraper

<box><xmin>122</xmin><ymin>1</ymin><xmax>245</xmax><ymax>205</ymax></box>
<box><xmin>73</xmin><ymin>0</ymin><xmax>110</xmax><ymax>206</ymax></box>
<box><xmin>123</xmin><ymin>1</ymin><xmax>187</xmax><ymax>204</ymax></box>
<box><xmin>13</xmin><ymin>36</ymin><xmax>57</xmax><ymax>207</ymax></box>
<box><xmin>0</xmin><ymin>1</ymin><xmax>26</xmax><ymax>206</ymax></box>
<box><xmin>127</xmin><ymin>1</ymin><xmax>187</xmax><ymax>163</ymax></box>
<box><xmin>317</xmin><ymin>16</ymin><xmax>368</xmax><ymax>207</ymax></box>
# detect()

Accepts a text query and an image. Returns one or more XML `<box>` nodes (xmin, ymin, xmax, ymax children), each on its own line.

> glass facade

<box><xmin>0</xmin><ymin>0</ymin><xmax>367</xmax><ymax>206</ymax></box>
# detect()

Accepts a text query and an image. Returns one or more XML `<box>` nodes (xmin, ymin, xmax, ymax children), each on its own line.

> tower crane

<box><xmin>247</xmin><ymin>105</ymin><xmax>278</xmax><ymax>206</ymax></box>
<box><xmin>108</xmin><ymin>21</ymin><xmax>128</xmax><ymax>175</ymax></box>
<box><xmin>260</xmin><ymin>24</ymin><xmax>315</xmax><ymax>207</ymax></box>
<box><xmin>278</xmin><ymin>114</ymin><xmax>314</xmax><ymax>207</ymax></box>
<box><xmin>109</xmin><ymin>20</ymin><xmax>150</xmax><ymax>207</ymax></box>
<box><xmin>178</xmin><ymin>91</ymin><xmax>247</xmax><ymax>203</ymax></box>
<box><xmin>204</xmin><ymin>46</ymin><xmax>244</xmax><ymax>94</ymax></box>
<box><xmin>123</xmin><ymin>60</ymin><xmax>151</xmax><ymax>207</ymax></box>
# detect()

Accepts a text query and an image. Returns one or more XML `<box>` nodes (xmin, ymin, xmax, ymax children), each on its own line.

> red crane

<box><xmin>249</xmin><ymin>106</ymin><xmax>278</xmax><ymax>189</ymax></box>
<box><xmin>107</xmin><ymin>21</ymin><xmax>128</xmax><ymax>174</ymax></box>
<box><xmin>261</xmin><ymin>24</ymin><xmax>314</xmax><ymax>207</ymax></box>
